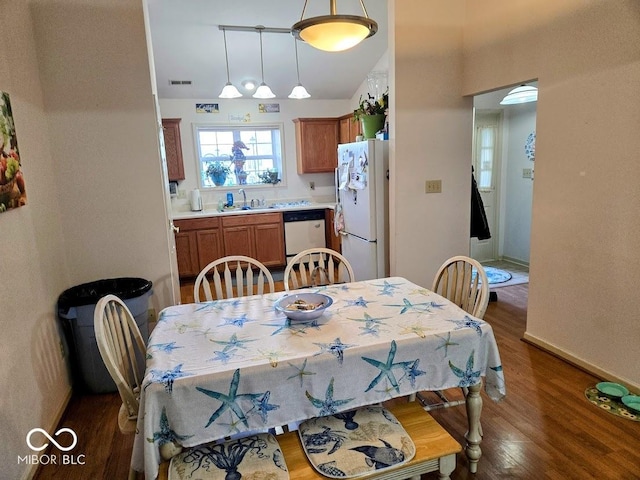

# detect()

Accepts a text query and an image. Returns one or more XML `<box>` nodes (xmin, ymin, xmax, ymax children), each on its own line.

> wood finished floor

<box><xmin>34</xmin><ymin>283</ymin><xmax>640</xmax><ymax>480</ymax></box>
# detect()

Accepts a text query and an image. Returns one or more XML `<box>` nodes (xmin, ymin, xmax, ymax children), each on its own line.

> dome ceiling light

<box><xmin>500</xmin><ymin>85</ymin><xmax>538</xmax><ymax>105</ymax></box>
<box><xmin>292</xmin><ymin>0</ymin><xmax>378</xmax><ymax>52</ymax></box>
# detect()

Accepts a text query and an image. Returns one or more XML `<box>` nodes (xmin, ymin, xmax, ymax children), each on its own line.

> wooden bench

<box><xmin>157</xmin><ymin>401</ymin><xmax>461</xmax><ymax>480</ymax></box>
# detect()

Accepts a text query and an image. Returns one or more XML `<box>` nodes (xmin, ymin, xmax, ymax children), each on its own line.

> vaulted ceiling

<box><xmin>147</xmin><ymin>0</ymin><xmax>389</xmax><ymax>100</ymax></box>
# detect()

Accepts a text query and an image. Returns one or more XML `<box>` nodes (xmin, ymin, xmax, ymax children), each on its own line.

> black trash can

<box><xmin>58</xmin><ymin>277</ymin><xmax>152</xmax><ymax>394</ymax></box>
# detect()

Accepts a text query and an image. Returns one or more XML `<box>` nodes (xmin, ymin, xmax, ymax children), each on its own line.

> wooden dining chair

<box><xmin>283</xmin><ymin>248</ymin><xmax>355</xmax><ymax>291</ymax></box>
<box><xmin>194</xmin><ymin>255</ymin><xmax>275</xmax><ymax>302</ymax></box>
<box><xmin>417</xmin><ymin>255</ymin><xmax>490</xmax><ymax>412</ymax></box>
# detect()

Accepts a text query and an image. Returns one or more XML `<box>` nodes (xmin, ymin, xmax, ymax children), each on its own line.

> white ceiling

<box><xmin>147</xmin><ymin>0</ymin><xmax>389</xmax><ymax>100</ymax></box>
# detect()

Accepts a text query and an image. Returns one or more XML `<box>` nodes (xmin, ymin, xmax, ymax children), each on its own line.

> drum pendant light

<box><xmin>253</xmin><ymin>28</ymin><xmax>275</xmax><ymax>99</ymax></box>
<box><xmin>292</xmin><ymin>0</ymin><xmax>378</xmax><ymax>52</ymax></box>
<box><xmin>219</xmin><ymin>29</ymin><xmax>242</xmax><ymax>98</ymax></box>
<box><xmin>288</xmin><ymin>39</ymin><xmax>310</xmax><ymax>99</ymax></box>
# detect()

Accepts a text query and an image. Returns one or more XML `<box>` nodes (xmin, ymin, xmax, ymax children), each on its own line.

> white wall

<box><xmin>502</xmin><ymin>103</ymin><xmax>535</xmax><ymax>264</ymax></box>
<box><xmin>159</xmin><ymin>98</ymin><xmax>349</xmax><ymax>210</ymax></box>
<box><xmin>0</xmin><ymin>3</ymin><xmax>71</xmax><ymax>479</ymax></box>
<box><xmin>1</xmin><ymin>1</ymin><xmax>175</xmax><ymax>478</ymax></box>
<box><xmin>463</xmin><ymin>0</ymin><xmax>640</xmax><ymax>388</ymax></box>
<box><xmin>389</xmin><ymin>0</ymin><xmax>471</xmax><ymax>285</ymax></box>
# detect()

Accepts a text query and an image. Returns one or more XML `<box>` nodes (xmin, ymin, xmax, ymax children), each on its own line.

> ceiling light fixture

<box><xmin>253</xmin><ymin>28</ymin><xmax>275</xmax><ymax>99</ymax></box>
<box><xmin>242</xmin><ymin>80</ymin><xmax>256</xmax><ymax>91</ymax></box>
<box><xmin>292</xmin><ymin>0</ymin><xmax>378</xmax><ymax>52</ymax></box>
<box><xmin>218</xmin><ymin>28</ymin><xmax>242</xmax><ymax>98</ymax></box>
<box><xmin>288</xmin><ymin>39</ymin><xmax>310</xmax><ymax>99</ymax></box>
<box><xmin>500</xmin><ymin>85</ymin><xmax>538</xmax><ymax>105</ymax></box>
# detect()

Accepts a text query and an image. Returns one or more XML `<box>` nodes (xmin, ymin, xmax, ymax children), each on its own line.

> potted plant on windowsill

<box><xmin>206</xmin><ymin>161</ymin><xmax>231</xmax><ymax>187</ymax></box>
<box><xmin>353</xmin><ymin>91</ymin><xmax>389</xmax><ymax>139</ymax></box>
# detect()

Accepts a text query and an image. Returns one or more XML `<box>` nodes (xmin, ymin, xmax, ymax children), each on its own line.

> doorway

<box><xmin>470</xmin><ymin>85</ymin><xmax>536</xmax><ymax>280</ymax></box>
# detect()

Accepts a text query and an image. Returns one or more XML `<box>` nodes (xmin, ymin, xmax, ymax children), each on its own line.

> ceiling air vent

<box><xmin>169</xmin><ymin>80</ymin><xmax>192</xmax><ymax>85</ymax></box>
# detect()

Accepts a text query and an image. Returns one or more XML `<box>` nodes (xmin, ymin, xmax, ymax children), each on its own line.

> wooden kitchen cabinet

<box><xmin>221</xmin><ymin>212</ymin><xmax>285</xmax><ymax>267</ymax></box>
<box><xmin>293</xmin><ymin>118</ymin><xmax>339</xmax><ymax>173</ymax></box>
<box><xmin>162</xmin><ymin>118</ymin><xmax>185</xmax><ymax>181</ymax></box>
<box><xmin>174</xmin><ymin>217</ymin><xmax>222</xmax><ymax>278</ymax></box>
<box><xmin>338</xmin><ymin>113</ymin><xmax>362</xmax><ymax>144</ymax></box>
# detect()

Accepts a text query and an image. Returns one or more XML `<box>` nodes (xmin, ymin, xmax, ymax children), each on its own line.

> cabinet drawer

<box><xmin>174</xmin><ymin>217</ymin><xmax>221</xmax><ymax>231</ymax></box>
<box><xmin>221</xmin><ymin>212</ymin><xmax>282</xmax><ymax>227</ymax></box>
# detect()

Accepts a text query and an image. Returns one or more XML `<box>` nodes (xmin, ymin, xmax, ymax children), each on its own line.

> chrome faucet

<box><xmin>238</xmin><ymin>188</ymin><xmax>247</xmax><ymax>208</ymax></box>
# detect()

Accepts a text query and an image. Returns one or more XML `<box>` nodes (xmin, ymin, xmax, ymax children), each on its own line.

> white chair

<box><xmin>283</xmin><ymin>248</ymin><xmax>355</xmax><ymax>291</ymax></box>
<box><xmin>94</xmin><ymin>294</ymin><xmax>146</xmax><ymax>436</ymax></box>
<box><xmin>431</xmin><ymin>255</ymin><xmax>489</xmax><ymax>319</ymax></box>
<box><xmin>418</xmin><ymin>256</ymin><xmax>489</xmax><ymax>411</ymax></box>
<box><xmin>194</xmin><ymin>255</ymin><xmax>275</xmax><ymax>302</ymax></box>
<box><xmin>94</xmin><ymin>295</ymin><xmax>150</xmax><ymax>480</ymax></box>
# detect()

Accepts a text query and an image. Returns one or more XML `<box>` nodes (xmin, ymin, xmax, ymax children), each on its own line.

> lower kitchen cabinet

<box><xmin>174</xmin><ymin>217</ymin><xmax>223</xmax><ymax>278</ymax></box>
<box><xmin>174</xmin><ymin>212</ymin><xmax>286</xmax><ymax>278</ymax></box>
<box><xmin>221</xmin><ymin>212</ymin><xmax>285</xmax><ymax>267</ymax></box>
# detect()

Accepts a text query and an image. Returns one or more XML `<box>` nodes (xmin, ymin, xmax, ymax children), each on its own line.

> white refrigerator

<box><xmin>336</xmin><ymin>140</ymin><xmax>389</xmax><ymax>281</ymax></box>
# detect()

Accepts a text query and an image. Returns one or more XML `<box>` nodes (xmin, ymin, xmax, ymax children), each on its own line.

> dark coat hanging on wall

<box><xmin>471</xmin><ymin>167</ymin><xmax>491</xmax><ymax>240</ymax></box>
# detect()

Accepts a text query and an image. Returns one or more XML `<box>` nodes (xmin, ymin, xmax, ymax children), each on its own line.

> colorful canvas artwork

<box><xmin>0</xmin><ymin>91</ymin><xmax>26</xmax><ymax>213</ymax></box>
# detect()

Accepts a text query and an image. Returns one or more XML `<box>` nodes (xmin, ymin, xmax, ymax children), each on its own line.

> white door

<box><xmin>471</xmin><ymin>112</ymin><xmax>501</xmax><ymax>262</ymax></box>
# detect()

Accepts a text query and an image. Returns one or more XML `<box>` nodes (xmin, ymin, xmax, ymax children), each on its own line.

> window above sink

<box><xmin>194</xmin><ymin>123</ymin><xmax>284</xmax><ymax>189</ymax></box>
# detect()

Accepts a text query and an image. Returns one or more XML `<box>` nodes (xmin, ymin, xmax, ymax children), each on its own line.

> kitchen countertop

<box><xmin>172</xmin><ymin>202</ymin><xmax>335</xmax><ymax>220</ymax></box>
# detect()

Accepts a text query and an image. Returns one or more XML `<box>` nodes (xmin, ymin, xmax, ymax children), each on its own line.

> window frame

<box><xmin>193</xmin><ymin>122</ymin><xmax>286</xmax><ymax>190</ymax></box>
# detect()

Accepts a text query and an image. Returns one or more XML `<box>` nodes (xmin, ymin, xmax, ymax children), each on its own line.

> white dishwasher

<box><xmin>283</xmin><ymin>210</ymin><xmax>326</xmax><ymax>261</ymax></box>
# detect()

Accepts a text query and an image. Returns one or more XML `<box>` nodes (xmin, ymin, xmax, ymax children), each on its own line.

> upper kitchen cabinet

<box><xmin>162</xmin><ymin>118</ymin><xmax>185</xmax><ymax>181</ymax></box>
<box><xmin>293</xmin><ymin>118</ymin><xmax>339</xmax><ymax>174</ymax></box>
<box><xmin>338</xmin><ymin>113</ymin><xmax>362</xmax><ymax>144</ymax></box>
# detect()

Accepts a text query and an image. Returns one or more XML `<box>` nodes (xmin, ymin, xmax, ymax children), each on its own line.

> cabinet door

<box><xmin>197</xmin><ymin>228</ymin><xmax>222</xmax><ymax>271</ymax></box>
<box><xmin>339</xmin><ymin>116</ymin><xmax>351</xmax><ymax>144</ymax></box>
<box><xmin>293</xmin><ymin>118</ymin><xmax>339</xmax><ymax>173</ymax></box>
<box><xmin>175</xmin><ymin>231</ymin><xmax>198</xmax><ymax>277</ymax></box>
<box><xmin>254</xmin><ymin>223</ymin><xmax>285</xmax><ymax>267</ymax></box>
<box><xmin>222</xmin><ymin>226</ymin><xmax>254</xmax><ymax>258</ymax></box>
<box><xmin>162</xmin><ymin>118</ymin><xmax>185</xmax><ymax>181</ymax></box>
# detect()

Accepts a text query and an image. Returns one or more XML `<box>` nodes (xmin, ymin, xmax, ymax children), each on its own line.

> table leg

<box><xmin>464</xmin><ymin>381</ymin><xmax>483</xmax><ymax>473</ymax></box>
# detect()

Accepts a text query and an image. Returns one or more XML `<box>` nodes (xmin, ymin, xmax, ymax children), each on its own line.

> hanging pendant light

<box><xmin>253</xmin><ymin>28</ymin><xmax>275</xmax><ymax>99</ymax></box>
<box><xmin>500</xmin><ymin>85</ymin><xmax>538</xmax><ymax>105</ymax></box>
<box><xmin>292</xmin><ymin>0</ymin><xmax>378</xmax><ymax>52</ymax></box>
<box><xmin>219</xmin><ymin>29</ymin><xmax>242</xmax><ymax>98</ymax></box>
<box><xmin>289</xmin><ymin>39</ymin><xmax>310</xmax><ymax>99</ymax></box>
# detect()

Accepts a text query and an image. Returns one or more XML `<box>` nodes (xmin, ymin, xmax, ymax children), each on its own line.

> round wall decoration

<box><xmin>525</xmin><ymin>131</ymin><xmax>536</xmax><ymax>161</ymax></box>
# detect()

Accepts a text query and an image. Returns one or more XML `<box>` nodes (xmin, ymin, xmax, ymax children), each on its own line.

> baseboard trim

<box><xmin>24</xmin><ymin>387</ymin><xmax>73</xmax><ymax>480</ymax></box>
<box><xmin>499</xmin><ymin>256</ymin><xmax>529</xmax><ymax>268</ymax></box>
<box><xmin>522</xmin><ymin>332</ymin><xmax>639</xmax><ymax>394</ymax></box>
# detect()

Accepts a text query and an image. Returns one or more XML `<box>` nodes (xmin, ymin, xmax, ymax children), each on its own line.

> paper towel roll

<box><xmin>190</xmin><ymin>189</ymin><xmax>202</xmax><ymax>211</ymax></box>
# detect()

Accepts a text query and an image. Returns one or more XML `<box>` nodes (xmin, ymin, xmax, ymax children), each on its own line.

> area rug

<box><xmin>584</xmin><ymin>386</ymin><xmax>640</xmax><ymax>422</ymax></box>
<box><xmin>298</xmin><ymin>405</ymin><xmax>415</xmax><ymax>478</ymax></box>
<box><xmin>473</xmin><ymin>266</ymin><xmax>512</xmax><ymax>285</ymax></box>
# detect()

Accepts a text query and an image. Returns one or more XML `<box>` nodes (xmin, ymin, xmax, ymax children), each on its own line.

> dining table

<box><xmin>131</xmin><ymin>276</ymin><xmax>506</xmax><ymax>479</ymax></box>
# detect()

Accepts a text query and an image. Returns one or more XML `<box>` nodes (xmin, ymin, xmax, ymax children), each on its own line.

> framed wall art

<box><xmin>0</xmin><ymin>91</ymin><xmax>26</xmax><ymax>213</ymax></box>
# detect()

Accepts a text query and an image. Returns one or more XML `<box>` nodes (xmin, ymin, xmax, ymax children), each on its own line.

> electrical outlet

<box><xmin>177</xmin><ymin>189</ymin><xmax>187</xmax><ymax>199</ymax></box>
<box><xmin>59</xmin><ymin>340</ymin><xmax>65</xmax><ymax>359</ymax></box>
<box><xmin>148</xmin><ymin>308</ymin><xmax>157</xmax><ymax>323</ymax></box>
<box><xmin>522</xmin><ymin>168</ymin><xmax>532</xmax><ymax>179</ymax></box>
<box><xmin>425</xmin><ymin>180</ymin><xmax>442</xmax><ymax>194</ymax></box>
<box><xmin>309</xmin><ymin>181</ymin><xmax>315</xmax><ymax>190</ymax></box>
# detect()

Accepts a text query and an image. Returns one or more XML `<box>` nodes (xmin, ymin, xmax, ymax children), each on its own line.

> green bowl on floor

<box><xmin>595</xmin><ymin>382</ymin><xmax>629</xmax><ymax>400</ymax></box>
<box><xmin>621</xmin><ymin>395</ymin><xmax>640</xmax><ymax>414</ymax></box>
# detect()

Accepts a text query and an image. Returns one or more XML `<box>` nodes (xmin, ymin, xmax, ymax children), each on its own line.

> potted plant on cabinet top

<box><xmin>353</xmin><ymin>90</ymin><xmax>389</xmax><ymax>139</ymax></box>
<box><xmin>206</xmin><ymin>160</ymin><xmax>231</xmax><ymax>187</ymax></box>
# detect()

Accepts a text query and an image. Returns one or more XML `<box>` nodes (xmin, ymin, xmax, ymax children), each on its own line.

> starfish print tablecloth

<box><xmin>131</xmin><ymin>277</ymin><xmax>506</xmax><ymax>479</ymax></box>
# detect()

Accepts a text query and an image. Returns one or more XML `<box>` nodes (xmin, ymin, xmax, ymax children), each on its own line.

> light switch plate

<box><xmin>425</xmin><ymin>180</ymin><xmax>442</xmax><ymax>193</ymax></box>
<box><xmin>523</xmin><ymin>168</ymin><xmax>533</xmax><ymax>179</ymax></box>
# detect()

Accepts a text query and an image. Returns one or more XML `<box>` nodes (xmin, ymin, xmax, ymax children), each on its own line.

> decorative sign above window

<box><xmin>0</xmin><ymin>91</ymin><xmax>26</xmax><ymax>214</ymax></box>
<box><xmin>525</xmin><ymin>131</ymin><xmax>536</xmax><ymax>161</ymax></box>
<box><xmin>196</xmin><ymin>103</ymin><xmax>219</xmax><ymax>113</ymax></box>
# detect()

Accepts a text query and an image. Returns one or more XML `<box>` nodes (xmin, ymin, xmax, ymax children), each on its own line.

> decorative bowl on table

<box><xmin>274</xmin><ymin>293</ymin><xmax>333</xmax><ymax>321</ymax></box>
<box><xmin>595</xmin><ymin>382</ymin><xmax>629</xmax><ymax>400</ymax></box>
<box><xmin>621</xmin><ymin>395</ymin><xmax>640</xmax><ymax>414</ymax></box>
